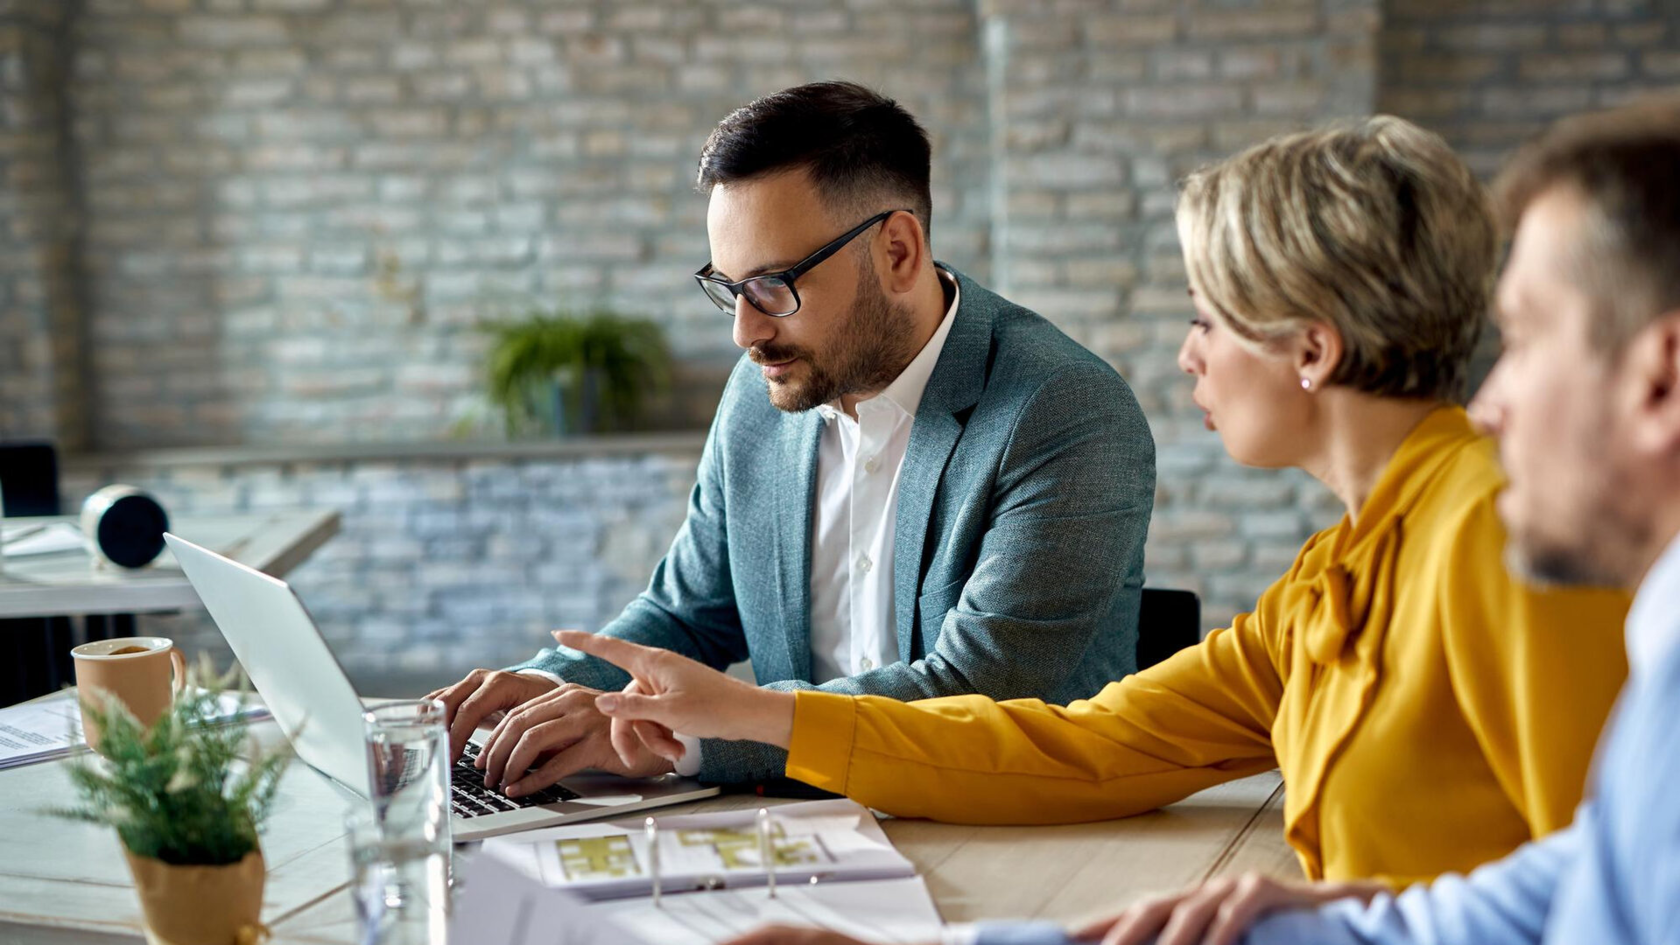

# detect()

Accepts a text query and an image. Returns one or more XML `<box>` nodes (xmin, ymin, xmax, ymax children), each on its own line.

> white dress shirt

<box><xmin>807</xmin><ymin>271</ymin><xmax>960</xmax><ymax>684</ymax></box>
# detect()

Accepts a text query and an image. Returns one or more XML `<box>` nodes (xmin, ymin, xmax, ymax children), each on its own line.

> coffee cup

<box><xmin>71</xmin><ymin>637</ymin><xmax>187</xmax><ymax>753</ymax></box>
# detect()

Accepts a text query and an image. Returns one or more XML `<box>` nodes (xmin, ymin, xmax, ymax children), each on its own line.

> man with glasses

<box><xmin>429</xmin><ymin>81</ymin><xmax>1155</xmax><ymax>792</ymax></box>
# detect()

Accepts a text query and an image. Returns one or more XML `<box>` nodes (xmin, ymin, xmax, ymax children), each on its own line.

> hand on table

<box><xmin>552</xmin><ymin>630</ymin><xmax>797</xmax><ymax>771</ymax></box>
<box><xmin>1071</xmin><ymin>873</ymin><xmax>1387</xmax><ymax>945</ymax></box>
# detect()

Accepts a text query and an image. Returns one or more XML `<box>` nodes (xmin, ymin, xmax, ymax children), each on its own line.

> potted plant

<box><xmin>48</xmin><ymin>668</ymin><xmax>290</xmax><ymax>945</ymax></box>
<box><xmin>481</xmin><ymin>308</ymin><xmax>672</xmax><ymax>437</ymax></box>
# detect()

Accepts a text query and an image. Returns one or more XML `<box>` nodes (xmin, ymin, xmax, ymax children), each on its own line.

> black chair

<box><xmin>0</xmin><ymin>442</ymin><xmax>135</xmax><ymax>707</ymax></box>
<box><xmin>1137</xmin><ymin>587</ymin><xmax>1202</xmax><ymax>671</ymax></box>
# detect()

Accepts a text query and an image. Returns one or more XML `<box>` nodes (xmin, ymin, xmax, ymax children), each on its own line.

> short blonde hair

<box><xmin>1176</xmin><ymin>116</ymin><xmax>1497</xmax><ymax>401</ymax></box>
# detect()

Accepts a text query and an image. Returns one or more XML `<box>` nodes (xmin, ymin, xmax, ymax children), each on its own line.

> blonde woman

<box><xmin>558</xmin><ymin>118</ymin><xmax>1629</xmax><ymax>903</ymax></box>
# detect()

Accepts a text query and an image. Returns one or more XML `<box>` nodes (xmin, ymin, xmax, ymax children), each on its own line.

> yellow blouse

<box><xmin>784</xmin><ymin>408</ymin><xmax>1629</xmax><ymax>886</ymax></box>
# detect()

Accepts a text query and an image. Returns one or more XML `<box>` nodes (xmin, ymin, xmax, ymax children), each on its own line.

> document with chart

<box><xmin>480</xmin><ymin>798</ymin><xmax>918</xmax><ymax>899</ymax></box>
<box><xmin>466</xmin><ymin>800</ymin><xmax>943</xmax><ymax>945</ymax></box>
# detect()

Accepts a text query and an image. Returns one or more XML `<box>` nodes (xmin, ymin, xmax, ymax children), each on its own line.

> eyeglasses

<box><xmin>694</xmin><ymin>209</ymin><xmax>910</xmax><ymax>318</ymax></box>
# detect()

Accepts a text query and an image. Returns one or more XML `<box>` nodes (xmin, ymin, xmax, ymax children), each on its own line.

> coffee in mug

<box><xmin>70</xmin><ymin>636</ymin><xmax>187</xmax><ymax>753</ymax></box>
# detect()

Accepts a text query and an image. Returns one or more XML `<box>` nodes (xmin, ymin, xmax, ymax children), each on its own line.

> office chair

<box><xmin>1137</xmin><ymin>587</ymin><xmax>1202</xmax><ymax>671</ymax></box>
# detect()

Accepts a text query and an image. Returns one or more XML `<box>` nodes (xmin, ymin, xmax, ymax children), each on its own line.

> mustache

<box><xmin>749</xmin><ymin>344</ymin><xmax>806</xmax><ymax>365</ymax></box>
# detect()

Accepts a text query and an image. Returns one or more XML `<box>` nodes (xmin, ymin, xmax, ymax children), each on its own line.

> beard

<box><xmin>1500</xmin><ymin>418</ymin><xmax>1646</xmax><ymax>589</ymax></box>
<box><xmin>753</xmin><ymin>258</ymin><xmax>920</xmax><ymax>413</ymax></box>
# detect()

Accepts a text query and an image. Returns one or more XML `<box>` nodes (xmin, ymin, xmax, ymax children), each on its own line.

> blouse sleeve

<box><xmin>781</xmin><ymin>567</ymin><xmax>1305</xmax><ymax>824</ymax></box>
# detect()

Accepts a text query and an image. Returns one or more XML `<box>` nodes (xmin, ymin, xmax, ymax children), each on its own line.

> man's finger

<box><xmin>502</xmin><ymin>713</ymin><xmax>599</xmax><ymax>789</ymax></box>
<box><xmin>505</xmin><ymin>736</ymin><xmax>594</xmax><ymax>797</ymax></box>
<box><xmin>484</xmin><ymin>694</ymin><xmax>584</xmax><ymax>787</ymax></box>
<box><xmin>1155</xmin><ymin>885</ymin><xmax>1227</xmax><ymax>945</ymax></box>
<box><xmin>1206</xmin><ymin>880</ymin><xmax>1283</xmax><ymax>945</ymax></box>
<box><xmin>1099</xmin><ymin>896</ymin><xmax>1178</xmax><ymax>945</ymax></box>
<box><xmin>449</xmin><ymin>685</ymin><xmax>508</xmax><ymax>760</ymax></box>
<box><xmin>553</xmin><ymin>630</ymin><xmax>654</xmax><ymax>675</ymax></box>
<box><xmin>483</xmin><ymin>686</ymin><xmax>563</xmax><ymax>772</ymax></box>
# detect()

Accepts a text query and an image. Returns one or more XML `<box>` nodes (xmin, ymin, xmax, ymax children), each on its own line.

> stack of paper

<box><xmin>467</xmin><ymin>799</ymin><xmax>945</xmax><ymax>944</ymax></box>
<box><xmin>1</xmin><ymin>522</ymin><xmax>87</xmax><ymax>557</ymax></box>
<box><xmin>0</xmin><ymin>689</ymin><xmax>270</xmax><ymax>771</ymax></box>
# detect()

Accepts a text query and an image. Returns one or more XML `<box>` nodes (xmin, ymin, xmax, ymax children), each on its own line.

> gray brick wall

<box><xmin>63</xmin><ymin>0</ymin><xmax>992</xmax><ymax>448</ymax></box>
<box><xmin>61</xmin><ymin>441</ymin><xmax>702</xmax><ymax>693</ymax></box>
<box><xmin>983</xmin><ymin>0</ymin><xmax>1380</xmax><ymax>627</ymax></box>
<box><xmin>10</xmin><ymin>1</ymin><xmax>1680</xmax><ymax>658</ymax></box>
<box><xmin>0</xmin><ymin>1</ymin><xmax>84</xmax><ymax>448</ymax></box>
<box><xmin>1381</xmin><ymin>0</ymin><xmax>1680</xmax><ymax>178</ymax></box>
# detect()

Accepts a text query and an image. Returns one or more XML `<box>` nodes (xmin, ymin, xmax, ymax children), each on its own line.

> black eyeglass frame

<box><xmin>693</xmin><ymin>208</ymin><xmax>912</xmax><ymax>318</ymax></box>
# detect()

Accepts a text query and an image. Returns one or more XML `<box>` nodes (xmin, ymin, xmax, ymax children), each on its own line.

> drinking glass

<box><xmin>363</xmin><ymin>699</ymin><xmax>454</xmax><ymax>882</ymax></box>
<box><xmin>345</xmin><ymin>806</ymin><xmax>448</xmax><ymax>945</ymax></box>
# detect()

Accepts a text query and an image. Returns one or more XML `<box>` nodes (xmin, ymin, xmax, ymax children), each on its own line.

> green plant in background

<box><xmin>482</xmin><ymin>308</ymin><xmax>672</xmax><ymax>437</ymax></box>
<box><xmin>46</xmin><ymin>664</ymin><xmax>290</xmax><ymax>866</ymax></box>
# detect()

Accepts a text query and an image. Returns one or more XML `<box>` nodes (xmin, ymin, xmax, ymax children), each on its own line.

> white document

<box><xmin>457</xmin><ymin>838</ymin><xmax>944</xmax><ymax>945</ymax></box>
<box><xmin>0</xmin><ymin>689</ymin><xmax>270</xmax><ymax>770</ymax></box>
<box><xmin>482</xmin><ymin>799</ymin><xmax>915</xmax><ymax>901</ymax></box>
<box><xmin>1</xmin><ymin>522</ymin><xmax>85</xmax><ymax>557</ymax></box>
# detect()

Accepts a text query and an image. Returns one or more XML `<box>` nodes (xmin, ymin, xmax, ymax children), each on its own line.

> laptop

<box><xmin>163</xmin><ymin>532</ymin><xmax>719</xmax><ymax>841</ymax></box>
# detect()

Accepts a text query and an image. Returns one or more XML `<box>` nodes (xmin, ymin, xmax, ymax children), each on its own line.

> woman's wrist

<box><xmin>740</xmin><ymin>688</ymin><xmax>797</xmax><ymax>748</ymax></box>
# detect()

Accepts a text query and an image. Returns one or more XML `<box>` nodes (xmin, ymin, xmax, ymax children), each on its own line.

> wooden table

<box><xmin>0</xmin><ymin>511</ymin><xmax>341</xmax><ymax>619</ymax></box>
<box><xmin>0</xmin><ymin>698</ymin><xmax>1296</xmax><ymax>944</ymax></box>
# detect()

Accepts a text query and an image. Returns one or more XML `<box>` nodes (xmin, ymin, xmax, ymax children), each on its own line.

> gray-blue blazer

<box><xmin>514</xmin><ymin>266</ymin><xmax>1156</xmax><ymax>784</ymax></box>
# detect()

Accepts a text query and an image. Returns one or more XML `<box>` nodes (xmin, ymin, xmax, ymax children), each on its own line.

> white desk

<box><xmin>0</xmin><ymin>511</ymin><xmax>340</xmax><ymax>619</ymax></box>
<box><xmin>0</xmin><ymin>698</ymin><xmax>1296</xmax><ymax>944</ymax></box>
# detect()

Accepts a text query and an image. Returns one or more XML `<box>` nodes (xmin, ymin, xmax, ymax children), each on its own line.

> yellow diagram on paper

<box><xmin>554</xmin><ymin>824</ymin><xmax>830</xmax><ymax>882</ymax></box>
<box><xmin>675</xmin><ymin>825</ymin><xmax>825</xmax><ymax>870</ymax></box>
<box><xmin>557</xmin><ymin>835</ymin><xmax>639</xmax><ymax>880</ymax></box>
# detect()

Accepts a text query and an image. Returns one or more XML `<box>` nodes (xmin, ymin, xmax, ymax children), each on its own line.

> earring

<box><xmin>1300</xmin><ymin>377</ymin><xmax>1312</xmax><ymax>391</ymax></box>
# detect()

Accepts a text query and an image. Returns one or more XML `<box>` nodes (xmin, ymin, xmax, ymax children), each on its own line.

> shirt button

<box><xmin>864</xmin><ymin>456</ymin><xmax>880</xmax><ymax>474</ymax></box>
<box><xmin>857</xmin><ymin>555</ymin><xmax>872</xmax><ymax>574</ymax></box>
<box><xmin>860</xmin><ymin>657</ymin><xmax>875</xmax><ymax>671</ymax></box>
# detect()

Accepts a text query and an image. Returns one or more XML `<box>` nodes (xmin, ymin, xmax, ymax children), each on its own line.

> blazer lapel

<box><xmin>893</xmin><ymin>265</ymin><xmax>992</xmax><ymax>658</ymax></box>
<box><xmin>774</xmin><ymin>410</ymin><xmax>823</xmax><ymax>680</ymax></box>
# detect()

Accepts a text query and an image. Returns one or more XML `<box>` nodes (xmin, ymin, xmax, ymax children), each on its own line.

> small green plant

<box><xmin>482</xmin><ymin>308</ymin><xmax>671</xmax><ymax>436</ymax></box>
<box><xmin>46</xmin><ymin>664</ymin><xmax>290</xmax><ymax>866</ymax></box>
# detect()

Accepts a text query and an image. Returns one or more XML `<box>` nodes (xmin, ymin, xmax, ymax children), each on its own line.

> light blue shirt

<box><xmin>972</xmin><ymin>534</ymin><xmax>1680</xmax><ymax>945</ymax></box>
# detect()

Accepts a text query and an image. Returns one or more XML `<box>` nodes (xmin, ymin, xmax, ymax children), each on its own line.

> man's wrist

<box><xmin>516</xmin><ymin>668</ymin><xmax>563</xmax><ymax>688</ymax></box>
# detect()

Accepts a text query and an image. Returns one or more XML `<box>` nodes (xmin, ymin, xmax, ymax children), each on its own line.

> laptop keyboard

<box><xmin>450</xmin><ymin>742</ymin><xmax>581</xmax><ymax>819</ymax></box>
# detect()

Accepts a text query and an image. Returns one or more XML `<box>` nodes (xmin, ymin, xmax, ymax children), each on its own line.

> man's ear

<box><xmin>877</xmin><ymin>210</ymin><xmax>926</xmax><ymax>295</ymax></box>
<box><xmin>1295</xmin><ymin>321</ymin><xmax>1345</xmax><ymax>388</ymax></box>
<box><xmin>1625</xmin><ymin>310</ymin><xmax>1680</xmax><ymax>459</ymax></box>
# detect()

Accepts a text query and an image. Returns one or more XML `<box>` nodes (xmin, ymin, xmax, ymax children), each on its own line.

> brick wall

<box><xmin>0</xmin><ymin>1</ymin><xmax>83</xmax><ymax>448</ymax></box>
<box><xmin>64</xmin><ymin>0</ymin><xmax>991</xmax><ymax>448</ymax></box>
<box><xmin>11</xmin><ymin>1</ymin><xmax>1680</xmax><ymax>653</ymax></box>
<box><xmin>1381</xmin><ymin>0</ymin><xmax>1680</xmax><ymax>178</ymax></box>
<box><xmin>982</xmin><ymin>0</ymin><xmax>1381</xmax><ymax>625</ymax></box>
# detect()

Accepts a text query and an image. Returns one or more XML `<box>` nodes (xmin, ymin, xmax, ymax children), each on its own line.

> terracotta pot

<box><xmin>123</xmin><ymin>848</ymin><xmax>267</xmax><ymax>945</ymax></box>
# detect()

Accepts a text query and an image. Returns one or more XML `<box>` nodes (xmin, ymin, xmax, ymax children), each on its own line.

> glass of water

<box><xmin>360</xmin><ymin>700</ymin><xmax>453</xmax><ymax>911</ymax></box>
<box><xmin>346</xmin><ymin>805</ymin><xmax>449</xmax><ymax>945</ymax></box>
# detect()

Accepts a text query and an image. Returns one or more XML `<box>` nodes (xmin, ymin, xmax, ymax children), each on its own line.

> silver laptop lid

<box><xmin>164</xmin><ymin>532</ymin><xmax>369</xmax><ymax>795</ymax></box>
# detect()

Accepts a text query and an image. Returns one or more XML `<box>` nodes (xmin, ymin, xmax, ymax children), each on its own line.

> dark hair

<box><xmin>1495</xmin><ymin>96</ymin><xmax>1680</xmax><ymax>354</ymax></box>
<box><xmin>697</xmin><ymin>81</ymin><xmax>934</xmax><ymax>245</ymax></box>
